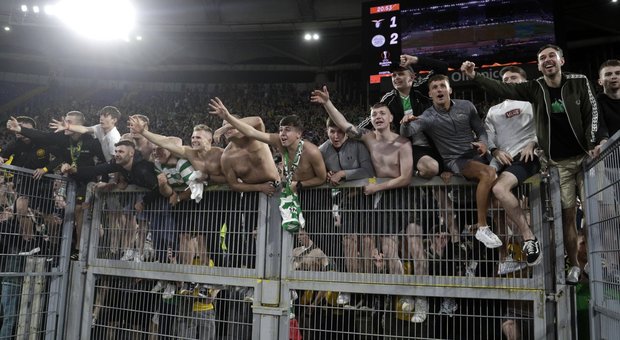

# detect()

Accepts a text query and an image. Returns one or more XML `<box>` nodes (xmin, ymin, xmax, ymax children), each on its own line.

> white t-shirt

<box><xmin>92</xmin><ymin>125</ymin><xmax>121</xmax><ymax>162</ymax></box>
<box><xmin>485</xmin><ymin>100</ymin><xmax>537</xmax><ymax>170</ymax></box>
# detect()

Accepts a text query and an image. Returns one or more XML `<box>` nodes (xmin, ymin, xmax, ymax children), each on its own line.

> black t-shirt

<box><xmin>597</xmin><ymin>93</ymin><xmax>620</xmax><ymax>139</ymax></box>
<box><xmin>548</xmin><ymin>86</ymin><xmax>583</xmax><ymax>159</ymax></box>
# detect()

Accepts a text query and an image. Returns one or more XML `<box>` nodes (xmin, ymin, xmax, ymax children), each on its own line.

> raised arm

<box><xmin>461</xmin><ymin>61</ymin><xmax>534</xmax><ymax>102</ymax></box>
<box><xmin>311</xmin><ymin>86</ymin><xmax>358</xmax><ymax>136</ymax></box>
<box><xmin>208</xmin><ymin>98</ymin><xmax>279</xmax><ymax>146</ymax></box>
<box><xmin>128</xmin><ymin>115</ymin><xmax>189</xmax><ymax>159</ymax></box>
<box><xmin>49</xmin><ymin>118</ymin><xmax>95</xmax><ymax>135</ymax></box>
<box><xmin>214</xmin><ymin>116</ymin><xmax>266</xmax><ymax>143</ymax></box>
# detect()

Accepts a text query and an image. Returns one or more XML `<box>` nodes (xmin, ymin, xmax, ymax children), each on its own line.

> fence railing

<box><xmin>0</xmin><ymin>164</ymin><xmax>76</xmax><ymax>340</ymax></box>
<box><xmin>62</xmin><ymin>172</ymin><xmax>573</xmax><ymax>340</ymax></box>
<box><xmin>584</xmin><ymin>130</ymin><xmax>620</xmax><ymax>340</ymax></box>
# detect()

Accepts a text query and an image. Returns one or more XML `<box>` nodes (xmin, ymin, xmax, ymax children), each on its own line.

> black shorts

<box><xmin>499</xmin><ymin>154</ymin><xmax>541</xmax><ymax>184</ymax></box>
<box><xmin>413</xmin><ymin>145</ymin><xmax>444</xmax><ymax>174</ymax></box>
<box><xmin>448</xmin><ymin>151</ymin><xmax>491</xmax><ymax>175</ymax></box>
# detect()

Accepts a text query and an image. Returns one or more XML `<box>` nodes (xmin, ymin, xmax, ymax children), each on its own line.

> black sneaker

<box><xmin>522</xmin><ymin>238</ymin><xmax>542</xmax><ymax>266</ymax></box>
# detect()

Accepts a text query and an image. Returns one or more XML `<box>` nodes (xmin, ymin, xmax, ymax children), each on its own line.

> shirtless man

<box><xmin>208</xmin><ymin>98</ymin><xmax>326</xmax><ymax>192</ymax></box>
<box><xmin>311</xmin><ymin>87</ymin><xmax>428</xmax><ymax>323</ymax></box>
<box><xmin>213</xmin><ymin>116</ymin><xmax>280</xmax><ymax>194</ymax></box>
<box><xmin>125</xmin><ymin>114</ymin><xmax>155</xmax><ymax>161</ymax></box>
<box><xmin>128</xmin><ymin>118</ymin><xmax>226</xmax><ymax>267</ymax></box>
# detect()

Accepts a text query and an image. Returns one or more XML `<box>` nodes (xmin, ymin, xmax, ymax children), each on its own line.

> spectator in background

<box><xmin>596</xmin><ymin>59</ymin><xmax>620</xmax><ymax>141</ymax></box>
<box><xmin>6</xmin><ymin>112</ymin><xmax>106</xmax><ymax>259</ymax></box>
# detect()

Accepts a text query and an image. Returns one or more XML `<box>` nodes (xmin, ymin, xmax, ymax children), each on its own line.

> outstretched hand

<box><xmin>310</xmin><ymin>86</ymin><xmax>330</xmax><ymax>105</ymax></box>
<box><xmin>128</xmin><ymin>115</ymin><xmax>146</xmax><ymax>135</ymax></box>
<box><xmin>6</xmin><ymin>117</ymin><xmax>21</xmax><ymax>133</ymax></box>
<box><xmin>208</xmin><ymin>97</ymin><xmax>230</xmax><ymax>119</ymax></box>
<box><xmin>49</xmin><ymin>118</ymin><xmax>68</xmax><ymax>133</ymax></box>
<box><xmin>460</xmin><ymin>61</ymin><xmax>476</xmax><ymax>79</ymax></box>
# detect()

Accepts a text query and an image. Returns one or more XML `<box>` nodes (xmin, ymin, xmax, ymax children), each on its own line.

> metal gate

<box><xmin>67</xmin><ymin>173</ymin><xmax>575</xmax><ymax>339</ymax></box>
<box><xmin>0</xmin><ymin>164</ymin><xmax>76</xmax><ymax>340</ymax></box>
<box><xmin>584</xmin><ymin>131</ymin><xmax>620</xmax><ymax>340</ymax></box>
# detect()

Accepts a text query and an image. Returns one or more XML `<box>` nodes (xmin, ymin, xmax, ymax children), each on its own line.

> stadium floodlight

<box><xmin>312</xmin><ymin>33</ymin><xmax>320</xmax><ymax>40</ymax></box>
<box><xmin>21</xmin><ymin>5</ymin><xmax>28</xmax><ymax>12</ymax></box>
<box><xmin>55</xmin><ymin>0</ymin><xmax>136</xmax><ymax>41</ymax></box>
<box><xmin>4</xmin><ymin>26</ymin><xmax>10</xmax><ymax>31</ymax></box>
<box><xmin>136</xmin><ymin>35</ymin><xmax>142</xmax><ymax>41</ymax></box>
<box><xmin>44</xmin><ymin>5</ymin><xmax>55</xmax><ymax>15</ymax></box>
<box><xmin>33</xmin><ymin>5</ymin><xmax>40</xmax><ymax>13</ymax></box>
<box><xmin>304</xmin><ymin>33</ymin><xmax>312</xmax><ymax>41</ymax></box>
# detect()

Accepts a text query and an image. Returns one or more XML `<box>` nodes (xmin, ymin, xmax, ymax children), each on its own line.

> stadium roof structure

<box><xmin>0</xmin><ymin>0</ymin><xmax>617</xmax><ymax>81</ymax></box>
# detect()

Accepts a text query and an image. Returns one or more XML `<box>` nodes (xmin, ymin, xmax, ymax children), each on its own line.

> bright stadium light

<box><xmin>312</xmin><ymin>33</ymin><xmax>320</xmax><ymax>40</ymax></box>
<box><xmin>21</xmin><ymin>4</ymin><xmax>28</xmax><ymax>12</ymax></box>
<box><xmin>32</xmin><ymin>5</ymin><xmax>40</xmax><ymax>13</ymax></box>
<box><xmin>4</xmin><ymin>26</ymin><xmax>10</xmax><ymax>31</ymax></box>
<box><xmin>304</xmin><ymin>33</ymin><xmax>312</xmax><ymax>41</ymax></box>
<box><xmin>44</xmin><ymin>5</ymin><xmax>55</xmax><ymax>15</ymax></box>
<box><xmin>55</xmin><ymin>0</ymin><xmax>136</xmax><ymax>41</ymax></box>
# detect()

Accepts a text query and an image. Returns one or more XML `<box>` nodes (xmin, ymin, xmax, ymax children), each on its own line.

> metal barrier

<box><xmin>584</xmin><ymin>131</ymin><xmax>620</xmax><ymax>340</ymax></box>
<box><xmin>65</xmin><ymin>172</ymin><xmax>575</xmax><ymax>339</ymax></box>
<box><xmin>0</xmin><ymin>164</ymin><xmax>75</xmax><ymax>340</ymax></box>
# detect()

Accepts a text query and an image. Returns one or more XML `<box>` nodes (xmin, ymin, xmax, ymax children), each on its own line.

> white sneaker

<box><xmin>399</xmin><ymin>296</ymin><xmax>415</xmax><ymax>313</ymax></box>
<box><xmin>497</xmin><ymin>254</ymin><xmax>527</xmax><ymax>275</ymax></box>
<box><xmin>410</xmin><ymin>297</ymin><xmax>428</xmax><ymax>323</ymax></box>
<box><xmin>120</xmin><ymin>249</ymin><xmax>135</xmax><ymax>261</ymax></box>
<box><xmin>475</xmin><ymin>226</ymin><xmax>503</xmax><ymax>248</ymax></box>
<box><xmin>439</xmin><ymin>297</ymin><xmax>458</xmax><ymax>316</ymax></box>
<box><xmin>337</xmin><ymin>292</ymin><xmax>351</xmax><ymax>306</ymax></box>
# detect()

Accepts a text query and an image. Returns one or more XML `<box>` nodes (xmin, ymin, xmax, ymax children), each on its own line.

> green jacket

<box><xmin>473</xmin><ymin>72</ymin><xmax>600</xmax><ymax>161</ymax></box>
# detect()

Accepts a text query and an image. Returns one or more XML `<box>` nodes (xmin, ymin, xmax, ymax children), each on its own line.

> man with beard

<box><xmin>461</xmin><ymin>44</ymin><xmax>605</xmax><ymax>283</ymax></box>
<box><xmin>6</xmin><ymin>112</ymin><xmax>105</xmax><ymax>258</ymax></box>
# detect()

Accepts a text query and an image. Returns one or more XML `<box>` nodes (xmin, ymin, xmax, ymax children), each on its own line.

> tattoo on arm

<box><xmin>346</xmin><ymin>126</ymin><xmax>369</xmax><ymax>140</ymax></box>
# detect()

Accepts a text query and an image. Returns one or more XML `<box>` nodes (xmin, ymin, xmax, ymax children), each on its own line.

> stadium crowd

<box><xmin>0</xmin><ymin>44</ymin><xmax>618</xmax><ymax>339</ymax></box>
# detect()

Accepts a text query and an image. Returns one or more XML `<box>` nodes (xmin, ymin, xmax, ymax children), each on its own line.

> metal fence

<box><xmin>0</xmin><ymin>162</ymin><xmax>579</xmax><ymax>339</ymax></box>
<box><xmin>0</xmin><ymin>164</ymin><xmax>75</xmax><ymax>340</ymax></box>
<box><xmin>584</xmin><ymin>131</ymin><xmax>620</xmax><ymax>340</ymax></box>
<box><xmin>63</xmin><ymin>172</ymin><xmax>575</xmax><ymax>340</ymax></box>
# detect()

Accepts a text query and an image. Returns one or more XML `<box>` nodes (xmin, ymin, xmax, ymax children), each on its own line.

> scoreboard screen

<box><xmin>362</xmin><ymin>2</ymin><xmax>402</xmax><ymax>86</ymax></box>
<box><xmin>362</xmin><ymin>0</ymin><xmax>556</xmax><ymax>91</ymax></box>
